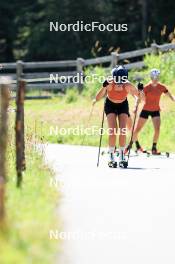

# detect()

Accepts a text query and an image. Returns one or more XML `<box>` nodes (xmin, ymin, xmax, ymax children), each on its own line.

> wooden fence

<box><xmin>0</xmin><ymin>77</ymin><xmax>27</xmax><ymax>227</ymax></box>
<box><xmin>0</xmin><ymin>42</ymin><xmax>175</xmax><ymax>93</ymax></box>
<box><xmin>15</xmin><ymin>80</ymin><xmax>26</xmax><ymax>187</ymax></box>
<box><xmin>0</xmin><ymin>78</ymin><xmax>10</xmax><ymax>221</ymax></box>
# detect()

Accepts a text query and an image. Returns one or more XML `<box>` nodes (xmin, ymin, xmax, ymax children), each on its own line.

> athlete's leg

<box><xmin>106</xmin><ymin>113</ymin><xmax>117</xmax><ymax>148</ymax></box>
<box><xmin>118</xmin><ymin>113</ymin><xmax>128</xmax><ymax>161</ymax></box>
<box><xmin>127</xmin><ymin>115</ymin><xmax>132</xmax><ymax>131</ymax></box>
<box><xmin>106</xmin><ymin>113</ymin><xmax>118</xmax><ymax>162</ymax></box>
<box><xmin>132</xmin><ymin>117</ymin><xmax>148</xmax><ymax>142</ymax></box>
<box><xmin>133</xmin><ymin>110</ymin><xmax>149</xmax><ymax>142</ymax></box>
<box><xmin>125</xmin><ymin>116</ymin><xmax>148</xmax><ymax>154</ymax></box>
<box><xmin>151</xmin><ymin>116</ymin><xmax>161</xmax><ymax>145</ymax></box>
<box><xmin>126</xmin><ymin>114</ymin><xmax>142</xmax><ymax>149</ymax></box>
<box><xmin>118</xmin><ymin>113</ymin><xmax>128</xmax><ymax>147</ymax></box>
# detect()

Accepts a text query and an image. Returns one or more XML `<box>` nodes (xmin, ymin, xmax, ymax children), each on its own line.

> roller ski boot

<box><xmin>119</xmin><ymin>148</ymin><xmax>128</xmax><ymax>168</ymax></box>
<box><xmin>108</xmin><ymin>152</ymin><xmax>117</xmax><ymax>168</ymax></box>
<box><xmin>134</xmin><ymin>140</ymin><xmax>148</xmax><ymax>154</ymax></box>
<box><xmin>151</xmin><ymin>148</ymin><xmax>161</xmax><ymax>155</ymax></box>
<box><xmin>119</xmin><ymin>159</ymin><xmax>128</xmax><ymax>168</ymax></box>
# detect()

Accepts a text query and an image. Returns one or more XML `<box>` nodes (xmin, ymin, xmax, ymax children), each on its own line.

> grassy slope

<box><xmin>0</xmin><ymin>113</ymin><xmax>60</xmax><ymax>264</ymax></box>
<box><xmin>22</xmin><ymin>82</ymin><xmax>175</xmax><ymax>152</ymax></box>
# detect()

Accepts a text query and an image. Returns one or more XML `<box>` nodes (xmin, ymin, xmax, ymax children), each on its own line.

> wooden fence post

<box><xmin>0</xmin><ymin>78</ymin><xmax>10</xmax><ymax>222</ymax></box>
<box><xmin>15</xmin><ymin>80</ymin><xmax>26</xmax><ymax>188</ymax></box>
<box><xmin>151</xmin><ymin>43</ymin><xmax>159</xmax><ymax>55</ymax></box>
<box><xmin>16</xmin><ymin>60</ymin><xmax>24</xmax><ymax>82</ymax></box>
<box><xmin>76</xmin><ymin>58</ymin><xmax>85</xmax><ymax>92</ymax></box>
<box><xmin>111</xmin><ymin>52</ymin><xmax>119</xmax><ymax>68</ymax></box>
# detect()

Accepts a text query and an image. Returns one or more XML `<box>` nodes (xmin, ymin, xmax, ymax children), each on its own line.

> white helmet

<box><xmin>150</xmin><ymin>68</ymin><xmax>160</xmax><ymax>79</ymax></box>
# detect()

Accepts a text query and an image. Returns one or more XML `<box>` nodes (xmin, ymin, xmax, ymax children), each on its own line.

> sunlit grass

<box><xmin>21</xmin><ymin>80</ymin><xmax>175</xmax><ymax>152</ymax></box>
<box><xmin>0</xmin><ymin>114</ymin><xmax>60</xmax><ymax>264</ymax></box>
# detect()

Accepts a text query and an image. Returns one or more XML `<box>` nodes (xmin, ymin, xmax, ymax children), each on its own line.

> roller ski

<box><xmin>146</xmin><ymin>149</ymin><xmax>170</xmax><ymax>158</ymax></box>
<box><xmin>146</xmin><ymin>149</ymin><xmax>160</xmax><ymax>156</ymax></box>
<box><xmin>146</xmin><ymin>142</ymin><xmax>170</xmax><ymax>158</ymax></box>
<box><xmin>108</xmin><ymin>152</ymin><xmax>117</xmax><ymax>168</ymax></box>
<box><xmin>119</xmin><ymin>148</ymin><xmax>128</xmax><ymax>168</ymax></box>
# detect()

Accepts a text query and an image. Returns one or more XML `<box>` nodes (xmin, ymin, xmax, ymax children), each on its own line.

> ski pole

<box><xmin>127</xmin><ymin>83</ymin><xmax>144</xmax><ymax>162</ymax></box>
<box><xmin>81</xmin><ymin>104</ymin><xmax>94</xmax><ymax>146</ymax></box>
<box><xmin>97</xmin><ymin>102</ymin><xmax>105</xmax><ymax>167</ymax></box>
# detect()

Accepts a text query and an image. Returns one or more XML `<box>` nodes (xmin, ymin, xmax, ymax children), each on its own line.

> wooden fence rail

<box><xmin>0</xmin><ymin>42</ymin><xmax>175</xmax><ymax>92</ymax></box>
<box><xmin>0</xmin><ymin>78</ymin><xmax>10</xmax><ymax>222</ymax></box>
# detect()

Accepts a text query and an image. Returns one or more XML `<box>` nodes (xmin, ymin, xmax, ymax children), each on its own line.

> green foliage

<box><xmin>143</xmin><ymin>51</ymin><xmax>175</xmax><ymax>85</ymax></box>
<box><xmin>65</xmin><ymin>88</ymin><xmax>79</xmax><ymax>103</ymax></box>
<box><xmin>83</xmin><ymin>66</ymin><xmax>108</xmax><ymax>98</ymax></box>
<box><xmin>129</xmin><ymin>51</ymin><xmax>175</xmax><ymax>87</ymax></box>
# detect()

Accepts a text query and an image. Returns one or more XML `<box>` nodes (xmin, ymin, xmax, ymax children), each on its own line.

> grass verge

<box><xmin>0</xmin><ymin>117</ymin><xmax>60</xmax><ymax>264</ymax></box>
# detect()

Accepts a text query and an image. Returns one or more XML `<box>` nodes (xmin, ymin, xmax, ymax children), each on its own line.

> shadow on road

<box><xmin>125</xmin><ymin>167</ymin><xmax>160</xmax><ymax>170</ymax></box>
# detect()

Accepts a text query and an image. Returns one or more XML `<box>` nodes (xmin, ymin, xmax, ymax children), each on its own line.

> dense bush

<box><xmin>144</xmin><ymin>51</ymin><xmax>175</xmax><ymax>85</ymax></box>
<box><xmin>129</xmin><ymin>51</ymin><xmax>175</xmax><ymax>85</ymax></box>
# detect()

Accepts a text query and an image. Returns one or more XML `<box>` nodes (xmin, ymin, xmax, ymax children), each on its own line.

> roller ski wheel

<box><xmin>147</xmin><ymin>151</ymin><xmax>170</xmax><ymax>158</ymax></box>
<box><xmin>101</xmin><ymin>150</ymin><xmax>105</xmax><ymax>156</ymax></box>
<box><xmin>108</xmin><ymin>161</ymin><xmax>117</xmax><ymax>168</ymax></box>
<box><xmin>166</xmin><ymin>152</ymin><xmax>170</xmax><ymax>158</ymax></box>
<box><xmin>119</xmin><ymin>160</ymin><xmax>128</xmax><ymax>168</ymax></box>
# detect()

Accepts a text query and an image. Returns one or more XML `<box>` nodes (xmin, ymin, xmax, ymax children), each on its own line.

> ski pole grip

<box><xmin>138</xmin><ymin>82</ymin><xmax>144</xmax><ymax>91</ymax></box>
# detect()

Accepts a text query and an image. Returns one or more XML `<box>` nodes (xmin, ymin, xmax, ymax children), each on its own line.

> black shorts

<box><xmin>140</xmin><ymin>110</ymin><xmax>160</xmax><ymax>119</ymax></box>
<box><xmin>104</xmin><ymin>97</ymin><xmax>129</xmax><ymax>116</ymax></box>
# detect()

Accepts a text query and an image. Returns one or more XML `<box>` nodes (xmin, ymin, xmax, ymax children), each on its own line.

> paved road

<box><xmin>42</xmin><ymin>144</ymin><xmax>175</xmax><ymax>264</ymax></box>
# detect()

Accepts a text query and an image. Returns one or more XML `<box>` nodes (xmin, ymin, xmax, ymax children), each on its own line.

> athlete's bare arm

<box><xmin>126</xmin><ymin>83</ymin><xmax>145</xmax><ymax>101</ymax></box>
<box><xmin>96</xmin><ymin>86</ymin><xmax>107</xmax><ymax>101</ymax></box>
<box><xmin>92</xmin><ymin>82</ymin><xmax>108</xmax><ymax>105</ymax></box>
<box><xmin>165</xmin><ymin>90</ymin><xmax>175</xmax><ymax>102</ymax></box>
